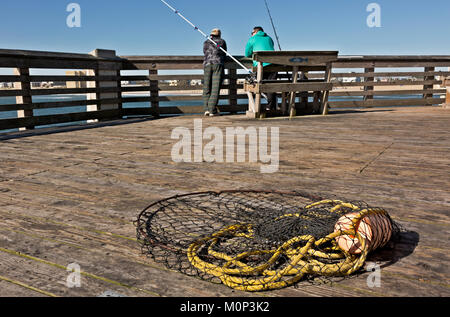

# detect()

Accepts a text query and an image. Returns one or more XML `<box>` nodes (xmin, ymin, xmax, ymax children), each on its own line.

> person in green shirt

<box><xmin>245</xmin><ymin>26</ymin><xmax>278</xmax><ymax>111</ymax></box>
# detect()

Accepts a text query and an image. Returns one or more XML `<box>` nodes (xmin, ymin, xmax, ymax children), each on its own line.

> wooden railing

<box><xmin>0</xmin><ymin>48</ymin><xmax>449</xmax><ymax>132</ymax></box>
<box><xmin>328</xmin><ymin>56</ymin><xmax>449</xmax><ymax>109</ymax></box>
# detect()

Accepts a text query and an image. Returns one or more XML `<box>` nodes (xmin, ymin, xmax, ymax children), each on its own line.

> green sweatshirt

<box><xmin>245</xmin><ymin>31</ymin><xmax>275</xmax><ymax>67</ymax></box>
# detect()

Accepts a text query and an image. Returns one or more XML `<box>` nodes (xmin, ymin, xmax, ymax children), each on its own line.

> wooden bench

<box><xmin>244</xmin><ymin>51</ymin><xmax>339</xmax><ymax>119</ymax></box>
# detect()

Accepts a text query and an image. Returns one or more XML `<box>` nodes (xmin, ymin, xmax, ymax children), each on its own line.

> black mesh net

<box><xmin>136</xmin><ymin>190</ymin><xmax>398</xmax><ymax>292</ymax></box>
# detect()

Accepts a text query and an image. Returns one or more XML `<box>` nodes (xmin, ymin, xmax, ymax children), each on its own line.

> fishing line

<box><xmin>160</xmin><ymin>0</ymin><xmax>252</xmax><ymax>75</ymax></box>
<box><xmin>159</xmin><ymin>0</ymin><xmax>268</xmax><ymax>99</ymax></box>
<box><xmin>264</xmin><ymin>0</ymin><xmax>282</xmax><ymax>51</ymax></box>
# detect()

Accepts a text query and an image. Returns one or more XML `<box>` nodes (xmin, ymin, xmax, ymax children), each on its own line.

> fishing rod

<box><xmin>264</xmin><ymin>0</ymin><xmax>291</xmax><ymax>111</ymax></box>
<box><xmin>159</xmin><ymin>0</ymin><xmax>253</xmax><ymax>77</ymax></box>
<box><xmin>264</xmin><ymin>0</ymin><xmax>282</xmax><ymax>51</ymax></box>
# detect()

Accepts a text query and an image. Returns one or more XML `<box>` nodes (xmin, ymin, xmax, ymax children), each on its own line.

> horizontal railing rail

<box><xmin>0</xmin><ymin>48</ymin><xmax>448</xmax><ymax>132</ymax></box>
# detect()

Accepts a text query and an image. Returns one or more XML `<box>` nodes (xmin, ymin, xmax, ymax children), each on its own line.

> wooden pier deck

<box><xmin>0</xmin><ymin>106</ymin><xmax>449</xmax><ymax>297</ymax></box>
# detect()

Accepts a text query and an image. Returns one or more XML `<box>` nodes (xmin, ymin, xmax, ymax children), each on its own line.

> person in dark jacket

<box><xmin>245</xmin><ymin>26</ymin><xmax>277</xmax><ymax>111</ymax></box>
<box><xmin>203</xmin><ymin>28</ymin><xmax>227</xmax><ymax>116</ymax></box>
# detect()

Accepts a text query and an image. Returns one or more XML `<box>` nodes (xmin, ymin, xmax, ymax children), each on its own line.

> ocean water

<box><xmin>0</xmin><ymin>93</ymin><xmax>436</xmax><ymax>133</ymax></box>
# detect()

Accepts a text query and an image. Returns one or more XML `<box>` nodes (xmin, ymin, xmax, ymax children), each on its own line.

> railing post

<box><xmin>13</xmin><ymin>67</ymin><xmax>34</xmax><ymax>131</ymax></box>
<box><xmin>444</xmin><ymin>77</ymin><xmax>450</xmax><ymax>108</ymax></box>
<box><xmin>87</xmin><ymin>49</ymin><xmax>121</xmax><ymax>122</ymax></box>
<box><xmin>149</xmin><ymin>69</ymin><xmax>160</xmax><ymax>117</ymax></box>
<box><xmin>364</xmin><ymin>67</ymin><xmax>375</xmax><ymax>101</ymax></box>
<box><xmin>116</xmin><ymin>68</ymin><xmax>123</xmax><ymax>117</ymax></box>
<box><xmin>423</xmin><ymin>67</ymin><xmax>435</xmax><ymax>99</ymax></box>
<box><xmin>228</xmin><ymin>68</ymin><xmax>238</xmax><ymax>113</ymax></box>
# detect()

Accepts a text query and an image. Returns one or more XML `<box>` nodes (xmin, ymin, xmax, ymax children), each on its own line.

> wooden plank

<box><xmin>263</xmin><ymin>65</ymin><xmax>327</xmax><ymax>73</ymax></box>
<box><xmin>120</xmin><ymin>56</ymin><xmax>205</xmax><ymax>62</ymax></box>
<box><xmin>0</xmin><ymin>57</ymin><xmax>100</xmax><ymax>70</ymax></box>
<box><xmin>253</xmin><ymin>51</ymin><xmax>339</xmax><ymax>66</ymax></box>
<box><xmin>125</xmin><ymin>105</ymin><xmax>247</xmax><ymax>116</ymax></box>
<box><xmin>447</xmin><ymin>89</ymin><xmax>450</xmax><ymax>106</ymax></box>
<box><xmin>0</xmin><ymin>75</ymin><xmax>21</xmax><ymax>82</ymax></box>
<box><xmin>0</xmin><ymin>89</ymin><xmax>24</xmax><ymax>97</ymax></box>
<box><xmin>246</xmin><ymin>82</ymin><xmax>333</xmax><ymax>93</ymax></box>
<box><xmin>116</xmin><ymin>70</ymin><xmax>123</xmax><ymax>113</ymax></box>
<box><xmin>334</xmin><ymin>80</ymin><xmax>442</xmax><ymax>87</ymax></box>
<box><xmin>289</xmin><ymin>67</ymin><xmax>300</xmax><ymax>118</ymax></box>
<box><xmin>364</xmin><ymin>67</ymin><xmax>375</xmax><ymax>101</ymax></box>
<box><xmin>157</xmin><ymin>94</ymin><xmax>247</xmax><ymax>102</ymax></box>
<box><xmin>0</xmin><ymin>74</ymin><xmax>143</xmax><ymax>84</ymax></box>
<box><xmin>321</xmin><ymin>63</ymin><xmax>333</xmax><ymax>115</ymax></box>
<box><xmin>228</xmin><ymin>68</ymin><xmax>238</xmax><ymax>108</ymax></box>
<box><xmin>255</xmin><ymin>62</ymin><xmax>264</xmax><ymax>115</ymax></box>
<box><xmin>13</xmin><ymin>68</ymin><xmax>33</xmax><ymax>130</ymax></box>
<box><xmin>149</xmin><ymin>74</ymin><xmax>203</xmax><ymax>81</ymax></box>
<box><xmin>0</xmin><ymin>48</ymin><xmax>110</xmax><ymax>61</ymax></box>
<box><xmin>157</xmin><ymin>84</ymin><xmax>241</xmax><ymax>91</ymax></box>
<box><xmin>121</xmin><ymin>61</ymin><xmax>204</xmax><ymax>71</ymax></box>
<box><xmin>147</xmin><ymin>74</ymin><xmax>247</xmax><ymax>81</ymax></box>
<box><xmin>0</xmin><ymin>109</ymin><xmax>122</xmax><ymax>130</ymax></box>
<box><xmin>423</xmin><ymin>67</ymin><xmax>435</xmax><ymax>98</ymax></box>
<box><xmin>29</xmin><ymin>75</ymin><xmax>113</xmax><ymax>82</ymax></box>
<box><xmin>0</xmin><ymin>86</ymin><xmax>144</xmax><ymax>97</ymax></box>
<box><xmin>446</xmin><ymin>78</ymin><xmax>450</xmax><ymax>105</ymax></box>
<box><xmin>330</xmin><ymin>89</ymin><xmax>446</xmax><ymax>97</ymax></box>
<box><xmin>333</xmin><ymin>61</ymin><xmax>450</xmax><ymax>68</ymax></box>
<box><xmin>331</xmin><ymin>71</ymin><xmax>450</xmax><ymax>78</ymax></box>
<box><xmin>149</xmin><ymin>70</ymin><xmax>159</xmax><ymax>116</ymax></box>
<box><xmin>328</xmin><ymin>97</ymin><xmax>444</xmax><ymax>108</ymax></box>
<box><xmin>0</xmin><ymin>97</ymin><xmax>136</xmax><ymax>113</ymax></box>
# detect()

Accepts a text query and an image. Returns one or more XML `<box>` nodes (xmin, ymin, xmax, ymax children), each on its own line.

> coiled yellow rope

<box><xmin>187</xmin><ymin>200</ymin><xmax>389</xmax><ymax>292</ymax></box>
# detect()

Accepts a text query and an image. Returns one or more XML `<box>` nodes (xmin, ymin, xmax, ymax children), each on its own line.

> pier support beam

<box><xmin>87</xmin><ymin>49</ymin><xmax>122</xmax><ymax>122</ymax></box>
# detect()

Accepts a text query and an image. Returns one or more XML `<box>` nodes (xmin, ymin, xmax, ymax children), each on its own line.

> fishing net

<box><xmin>136</xmin><ymin>190</ymin><xmax>398</xmax><ymax>292</ymax></box>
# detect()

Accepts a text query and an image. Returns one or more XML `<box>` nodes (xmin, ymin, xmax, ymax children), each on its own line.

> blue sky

<box><xmin>0</xmin><ymin>0</ymin><xmax>449</xmax><ymax>57</ymax></box>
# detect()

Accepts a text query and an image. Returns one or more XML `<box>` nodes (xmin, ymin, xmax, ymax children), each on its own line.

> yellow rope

<box><xmin>187</xmin><ymin>200</ymin><xmax>389</xmax><ymax>292</ymax></box>
<box><xmin>0</xmin><ymin>274</ymin><xmax>59</xmax><ymax>297</ymax></box>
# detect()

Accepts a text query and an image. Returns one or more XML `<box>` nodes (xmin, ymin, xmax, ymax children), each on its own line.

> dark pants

<box><xmin>203</xmin><ymin>64</ymin><xmax>224</xmax><ymax>113</ymax></box>
<box><xmin>263</xmin><ymin>71</ymin><xmax>278</xmax><ymax>110</ymax></box>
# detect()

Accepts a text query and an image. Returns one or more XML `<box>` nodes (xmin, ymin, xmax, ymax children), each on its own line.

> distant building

<box><xmin>342</xmin><ymin>77</ymin><xmax>357</xmax><ymax>83</ymax></box>
<box><xmin>0</xmin><ymin>82</ymin><xmax>14</xmax><ymax>88</ymax></box>
<box><xmin>66</xmin><ymin>70</ymin><xmax>87</xmax><ymax>89</ymax></box>
<box><xmin>190</xmin><ymin>80</ymin><xmax>202</xmax><ymax>86</ymax></box>
<box><xmin>41</xmin><ymin>82</ymin><xmax>54</xmax><ymax>88</ymax></box>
